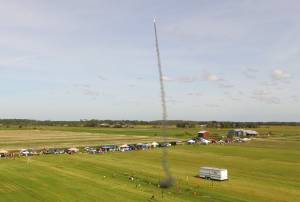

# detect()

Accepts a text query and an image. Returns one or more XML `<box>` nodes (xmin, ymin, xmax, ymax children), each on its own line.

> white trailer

<box><xmin>199</xmin><ymin>167</ymin><xmax>228</xmax><ymax>181</ymax></box>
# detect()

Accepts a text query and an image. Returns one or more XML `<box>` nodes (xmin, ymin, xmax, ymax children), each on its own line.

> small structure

<box><xmin>198</xmin><ymin>131</ymin><xmax>210</xmax><ymax>139</ymax></box>
<box><xmin>151</xmin><ymin>142</ymin><xmax>159</xmax><ymax>148</ymax></box>
<box><xmin>199</xmin><ymin>167</ymin><xmax>228</xmax><ymax>181</ymax></box>
<box><xmin>244</xmin><ymin>130</ymin><xmax>258</xmax><ymax>136</ymax></box>
<box><xmin>101</xmin><ymin>145</ymin><xmax>118</xmax><ymax>152</ymax></box>
<box><xmin>99</xmin><ymin>123</ymin><xmax>110</xmax><ymax>127</ymax></box>
<box><xmin>119</xmin><ymin>144</ymin><xmax>130</xmax><ymax>152</ymax></box>
<box><xmin>228</xmin><ymin>129</ymin><xmax>258</xmax><ymax>136</ymax></box>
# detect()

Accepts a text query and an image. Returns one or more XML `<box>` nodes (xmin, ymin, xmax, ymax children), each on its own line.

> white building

<box><xmin>228</xmin><ymin>129</ymin><xmax>258</xmax><ymax>136</ymax></box>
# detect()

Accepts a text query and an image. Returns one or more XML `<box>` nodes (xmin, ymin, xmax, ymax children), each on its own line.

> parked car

<box><xmin>20</xmin><ymin>149</ymin><xmax>36</xmax><ymax>156</ymax></box>
<box><xmin>159</xmin><ymin>143</ymin><xmax>171</xmax><ymax>147</ymax></box>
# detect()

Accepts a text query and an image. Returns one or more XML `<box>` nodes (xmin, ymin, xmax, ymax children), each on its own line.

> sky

<box><xmin>0</xmin><ymin>0</ymin><xmax>299</xmax><ymax>121</ymax></box>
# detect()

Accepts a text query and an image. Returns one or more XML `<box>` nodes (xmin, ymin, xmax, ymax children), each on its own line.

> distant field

<box><xmin>0</xmin><ymin>125</ymin><xmax>299</xmax><ymax>201</ymax></box>
<box><xmin>3</xmin><ymin>125</ymin><xmax>300</xmax><ymax>137</ymax></box>
<box><xmin>0</xmin><ymin>130</ymin><xmax>178</xmax><ymax>150</ymax></box>
<box><xmin>0</xmin><ymin>125</ymin><xmax>299</xmax><ymax>149</ymax></box>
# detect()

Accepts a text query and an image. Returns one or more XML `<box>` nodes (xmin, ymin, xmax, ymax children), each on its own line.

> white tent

<box><xmin>119</xmin><ymin>144</ymin><xmax>130</xmax><ymax>152</ymax></box>
<box><xmin>151</xmin><ymin>142</ymin><xmax>159</xmax><ymax>147</ymax></box>
<box><xmin>119</xmin><ymin>144</ymin><xmax>129</xmax><ymax>148</ymax></box>
<box><xmin>68</xmin><ymin>148</ymin><xmax>79</xmax><ymax>153</ymax></box>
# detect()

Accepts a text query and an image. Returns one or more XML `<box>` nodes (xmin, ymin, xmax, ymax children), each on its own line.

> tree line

<box><xmin>0</xmin><ymin>119</ymin><xmax>300</xmax><ymax>128</ymax></box>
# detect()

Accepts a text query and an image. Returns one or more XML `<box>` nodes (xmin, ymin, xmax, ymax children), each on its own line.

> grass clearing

<box><xmin>0</xmin><ymin>126</ymin><xmax>299</xmax><ymax>201</ymax></box>
<box><xmin>0</xmin><ymin>130</ymin><xmax>177</xmax><ymax>150</ymax></box>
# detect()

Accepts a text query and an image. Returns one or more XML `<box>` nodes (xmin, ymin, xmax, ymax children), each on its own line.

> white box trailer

<box><xmin>199</xmin><ymin>167</ymin><xmax>228</xmax><ymax>181</ymax></box>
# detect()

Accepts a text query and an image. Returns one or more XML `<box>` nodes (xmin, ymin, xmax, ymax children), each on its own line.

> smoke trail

<box><xmin>153</xmin><ymin>18</ymin><xmax>174</xmax><ymax>188</ymax></box>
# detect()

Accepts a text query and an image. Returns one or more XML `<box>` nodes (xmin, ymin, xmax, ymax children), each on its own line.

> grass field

<box><xmin>0</xmin><ymin>130</ymin><xmax>178</xmax><ymax>150</ymax></box>
<box><xmin>0</xmin><ymin>126</ymin><xmax>299</xmax><ymax>201</ymax></box>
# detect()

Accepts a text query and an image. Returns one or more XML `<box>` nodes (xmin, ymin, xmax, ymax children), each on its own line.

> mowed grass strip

<box><xmin>0</xmin><ymin>137</ymin><xmax>299</xmax><ymax>202</ymax></box>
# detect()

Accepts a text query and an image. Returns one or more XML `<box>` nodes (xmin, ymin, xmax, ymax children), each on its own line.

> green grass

<box><xmin>2</xmin><ymin>125</ymin><xmax>300</xmax><ymax>139</ymax></box>
<box><xmin>0</xmin><ymin>125</ymin><xmax>203</xmax><ymax>138</ymax></box>
<box><xmin>0</xmin><ymin>130</ymin><xmax>179</xmax><ymax>150</ymax></box>
<box><xmin>0</xmin><ymin>125</ymin><xmax>299</xmax><ymax>201</ymax></box>
<box><xmin>0</xmin><ymin>135</ymin><xmax>299</xmax><ymax>201</ymax></box>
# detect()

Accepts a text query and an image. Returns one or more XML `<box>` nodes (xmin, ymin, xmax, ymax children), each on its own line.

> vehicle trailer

<box><xmin>199</xmin><ymin>167</ymin><xmax>228</xmax><ymax>181</ymax></box>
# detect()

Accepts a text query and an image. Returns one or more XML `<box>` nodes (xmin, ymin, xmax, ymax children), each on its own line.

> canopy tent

<box><xmin>68</xmin><ymin>148</ymin><xmax>79</xmax><ymax>152</ymax></box>
<box><xmin>119</xmin><ymin>144</ymin><xmax>129</xmax><ymax>148</ymax></box>
<box><xmin>151</xmin><ymin>142</ymin><xmax>159</xmax><ymax>147</ymax></box>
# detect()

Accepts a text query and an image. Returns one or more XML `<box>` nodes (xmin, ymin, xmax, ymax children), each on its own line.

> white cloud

<box><xmin>272</xmin><ymin>69</ymin><xmax>291</xmax><ymax>80</ymax></box>
<box><xmin>206</xmin><ymin>74</ymin><xmax>221</xmax><ymax>81</ymax></box>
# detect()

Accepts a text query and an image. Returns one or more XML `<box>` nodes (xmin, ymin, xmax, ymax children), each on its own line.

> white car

<box><xmin>200</xmin><ymin>138</ymin><xmax>211</xmax><ymax>145</ymax></box>
<box><xmin>20</xmin><ymin>149</ymin><xmax>33</xmax><ymax>156</ymax></box>
<box><xmin>187</xmin><ymin>139</ymin><xmax>196</xmax><ymax>144</ymax></box>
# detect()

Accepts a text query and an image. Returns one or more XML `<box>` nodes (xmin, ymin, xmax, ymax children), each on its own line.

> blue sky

<box><xmin>0</xmin><ymin>0</ymin><xmax>299</xmax><ymax>121</ymax></box>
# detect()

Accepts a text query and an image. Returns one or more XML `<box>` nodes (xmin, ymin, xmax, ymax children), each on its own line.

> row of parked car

<box><xmin>10</xmin><ymin>141</ymin><xmax>180</xmax><ymax>157</ymax></box>
<box><xmin>187</xmin><ymin>137</ymin><xmax>253</xmax><ymax>145</ymax></box>
<box><xmin>2</xmin><ymin>137</ymin><xmax>253</xmax><ymax>158</ymax></box>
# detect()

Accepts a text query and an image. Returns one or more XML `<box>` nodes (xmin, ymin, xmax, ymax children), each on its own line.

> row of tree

<box><xmin>0</xmin><ymin>119</ymin><xmax>300</xmax><ymax>128</ymax></box>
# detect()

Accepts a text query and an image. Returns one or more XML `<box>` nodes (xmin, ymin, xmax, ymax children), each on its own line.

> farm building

<box><xmin>197</xmin><ymin>130</ymin><xmax>210</xmax><ymax>139</ymax></box>
<box><xmin>228</xmin><ymin>129</ymin><xmax>258</xmax><ymax>136</ymax></box>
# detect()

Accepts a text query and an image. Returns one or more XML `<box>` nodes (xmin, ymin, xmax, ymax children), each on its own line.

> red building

<box><xmin>197</xmin><ymin>130</ymin><xmax>210</xmax><ymax>139</ymax></box>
